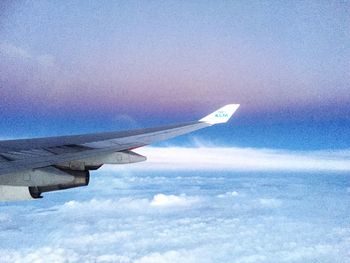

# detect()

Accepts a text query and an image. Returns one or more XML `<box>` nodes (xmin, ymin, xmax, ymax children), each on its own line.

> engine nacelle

<box><xmin>0</xmin><ymin>185</ymin><xmax>36</xmax><ymax>201</ymax></box>
<box><xmin>0</xmin><ymin>166</ymin><xmax>82</xmax><ymax>187</ymax></box>
<box><xmin>29</xmin><ymin>169</ymin><xmax>89</xmax><ymax>199</ymax></box>
<box><xmin>0</xmin><ymin>169</ymin><xmax>89</xmax><ymax>201</ymax></box>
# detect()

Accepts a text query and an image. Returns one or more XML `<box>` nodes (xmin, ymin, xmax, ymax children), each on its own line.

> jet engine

<box><xmin>29</xmin><ymin>169</ymin><xmax>89</xmax><ymax>199</ymax></box>
<box><xmin>0</xmin><ymin>168</ymin><xmax>89</xmax><ymax>201</ymax></box>
<box><xmin>0</xmin><ymin>150</ymin><xmax>146</xmax><ymax>201</ymax></box>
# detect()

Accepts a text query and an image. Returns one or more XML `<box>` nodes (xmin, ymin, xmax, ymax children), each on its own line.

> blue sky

<box><xmin>1</xmin><ymin>1</ymin><xmax>350</xmax><ymax>262</ymax></box>
<box><xmin>0</xmin><ymin>0</ymin><xmax>350</xmax><ymax>149</ymax></box>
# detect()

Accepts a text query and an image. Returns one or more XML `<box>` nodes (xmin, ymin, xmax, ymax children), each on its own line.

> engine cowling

<box><xmin>29</xmin><ymin>169</ymin><xmax>89</xmax><ymax>198</ymax></box>
<box><xmin>0</xmin><ymin>166</ymin><xmax>78</xmax><ymax>187</ymax></box>
<box><xmin>0</xmin><ymin>185</ymin><xmax>36</xmax><ymax>201</ymax></box>
<box><xmin>0</xmin><ymin>168</ymin><xmax>90</xmax><ymax>201</ymax></box>
<box><xmin>0</xmin><ymin>150</ymin><xmax>145</xmax><ymax>201</ymax></box>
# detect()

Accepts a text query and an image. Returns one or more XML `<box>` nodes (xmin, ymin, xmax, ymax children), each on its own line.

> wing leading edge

<box><xmin>0</xmin><ymin>104</ymin><xmax>239</xmax><ymax>200</ymax></box>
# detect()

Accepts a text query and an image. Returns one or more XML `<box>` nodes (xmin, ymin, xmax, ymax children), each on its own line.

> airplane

<box><xmin>0</xmin><ymin>104</ymin><xmax>240</xmax><ymax>201</ymax></box>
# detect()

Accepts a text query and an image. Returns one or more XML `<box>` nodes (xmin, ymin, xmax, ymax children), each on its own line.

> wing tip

<box><xmin>199</xmin><ymin>104</ymin><xmax>240</xmax><ymax>125</ymax></box>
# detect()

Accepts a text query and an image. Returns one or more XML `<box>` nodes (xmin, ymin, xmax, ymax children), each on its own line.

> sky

<box><xmin>1</xmin><ymin>1</ymin><xmax>350</xmax><ymax>262</ymax></box>
<box><xmin>0</xmin><ymin>0</ymin><xmax>350</xmax><ymax>149</ymax></box>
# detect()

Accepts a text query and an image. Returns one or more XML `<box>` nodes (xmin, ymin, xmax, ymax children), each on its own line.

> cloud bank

<box><xmin>110</xmin><ymin>146</ymin><xmax>350</xmax><ymax>172</ymax></box>
<box><xmin>0</xmin><ymin>167</ymin><xmax>349</xmax><ymax>263</ymax></box>
<box><xmin>0</xmin><ymin>146</ymin><xmax>349</xmax><ymax>262</ymax></box>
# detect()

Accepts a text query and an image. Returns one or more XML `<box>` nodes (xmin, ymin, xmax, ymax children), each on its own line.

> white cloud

<box><xmin>0</xmin><ymin>247</ymin><xmax>79</xmax><ymax>263</ymax></box>
<box><xmin>217</xmin><ymin>191</ymin><xmax>239</xmax><ymax>198</ymax></box>
<box><xmin>57</xmin><ymin>193</ymin><xmax>200</xmax><ymax>216</ymax></box>
<box><xmin>109</xmin><ymin>146</ymin><xmax>350</xmax><ymax>172</ymax></box>
<box><xmin>0</xmin><ymin>158</ymin><xmax>349</xmax><ymax>263</ymax></box>
<box><xmin>0</xmin><ymin>213</ymin><xmax>10</xmax><ymax>222</ymax></box>
<box><xmin>150</xmin><ymin>194</ymin><xmax>198</xmax><ymax>207</ymax></box>
<box><xmin>96</xmin><ymin>254</ymin><xmax>131</xmax><ymax>263</ymax></box>
<box><xmin>134</xmin><ymin>250</ymin><xmax>200</xmax><ymax>263</ymax></box>
<box><xmin>235</xmin><ymin>254</ymin><xmax>267</xmax><ymax>263</ymax></box>
<box><xmin>258</xmin><ymin>198</ymin><xmax>282</xmax><ymax>208</ymax></box>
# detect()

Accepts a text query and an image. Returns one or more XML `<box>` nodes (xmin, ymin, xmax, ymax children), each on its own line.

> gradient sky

<box><xmin>0</xmin><ymin>1</ymin><xmax>349</xmax><ymax>149</ymax></box>
<box><xmin>1</xmin><ymin>3</ymin><xmax>350</xmax><ymax>262</ymax></box>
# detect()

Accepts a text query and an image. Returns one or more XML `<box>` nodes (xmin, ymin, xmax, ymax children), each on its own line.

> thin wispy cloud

<box><xmin>0</xmin><ymin>42</ymin><xmax>56</xmax><ymax>67</ymax></box>
<box><xmin>0</xmin><ymin>42</ymin><xmax>31</xmax><ymax>59</ymax></box>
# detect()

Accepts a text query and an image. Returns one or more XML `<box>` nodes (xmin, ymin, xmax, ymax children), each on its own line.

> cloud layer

<box><xmin>113</xmin><ymin>146</ymin><xmax>350</xmax><ymax>172</ymax></box>
<box><xmin>0</xmin><ymin>166</ymin><xmax>349</xmax><ymax>262</ymax></box>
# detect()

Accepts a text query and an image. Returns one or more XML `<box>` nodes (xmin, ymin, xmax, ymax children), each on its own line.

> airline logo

<box><xmin>215</xmin><ymin>111</ymin><xmax>228</xmax><ymax>118</ymax></box>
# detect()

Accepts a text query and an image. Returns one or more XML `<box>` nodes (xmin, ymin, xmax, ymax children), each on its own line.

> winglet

<box><xmin>199</xmin><ymin>104</ymin><xmax>240</xmax><ymax>125</ymax></box>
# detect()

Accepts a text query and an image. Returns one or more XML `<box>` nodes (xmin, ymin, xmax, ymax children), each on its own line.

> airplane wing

<box><xmin>0</xmin><ymin>104</ymin><xmax>239</xmax><ymax>201</ymax></box>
